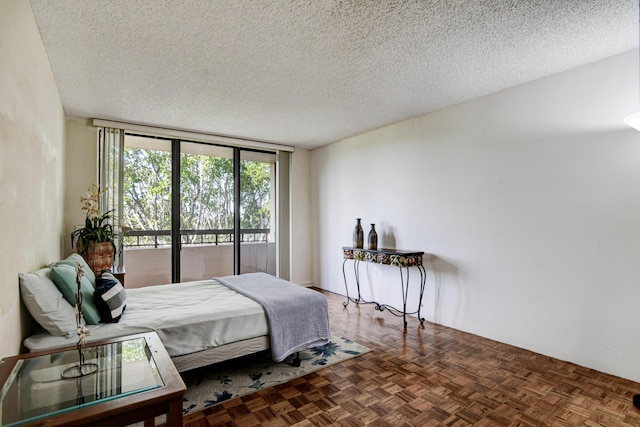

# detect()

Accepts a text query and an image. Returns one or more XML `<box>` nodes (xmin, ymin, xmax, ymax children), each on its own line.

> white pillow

<box><xmin>19</xmin><ymin>268</ymin><xmax>77</xmax><ymax>337</ymax></box>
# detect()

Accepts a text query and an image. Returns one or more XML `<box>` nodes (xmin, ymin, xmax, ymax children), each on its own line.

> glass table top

<box><xmin>0</xmin><ymin>337</ymin><xmax>163</xmax><ymax>426</ymax></box>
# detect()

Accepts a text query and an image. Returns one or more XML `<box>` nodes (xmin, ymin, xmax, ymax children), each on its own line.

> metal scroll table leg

<box><xmin>399</xmin><ymin>267</ymin><xmax>410</xmax><ymax>329</ymax></box>
<box><xmin>417</xmin><ymin>264</ymin><xmax>426</xmax><ymax>324</ymax></box>
<box><xmin>353</xmin><ymin>260</ymin><xmax>361</xmax><ymax>303</ymax></box>
<box><xmin>342</xmin><ymin>258</ymin><xmax>351</xmax><ymax>307</ymax></box>
<box><xmin>343</xmin><ymin>258</ymin><xmax>362</xmax><ymax>307</ymax></box>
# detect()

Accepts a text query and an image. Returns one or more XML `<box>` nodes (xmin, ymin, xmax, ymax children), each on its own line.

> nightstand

<box><xmin>111</xmin><ymin>265</ymin><xmax>126</xmax><ymax>286</ymax></box>
<box><xmin>0</xmin><ymin>332</ymin><xmax>185</xmax><ymax>426</ymax></box>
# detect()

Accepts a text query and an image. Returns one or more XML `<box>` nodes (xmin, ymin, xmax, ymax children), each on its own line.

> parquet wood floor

<box><xmin>180</xmin><ymin>289</ymin><xmax>640</xmax><ymax>426</ymax></box>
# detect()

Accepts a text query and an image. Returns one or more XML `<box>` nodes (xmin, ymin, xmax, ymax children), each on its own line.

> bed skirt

<box><xmin>172</xmin><ymin>335</ymin><xmax>270</xmax><ymax>372</ymax></box>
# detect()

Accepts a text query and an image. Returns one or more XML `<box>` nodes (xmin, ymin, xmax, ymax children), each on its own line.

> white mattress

<box><xmin>24</xmin><ymin>279</ymin><xmax>269</xmax><ymax>357</ymax></box>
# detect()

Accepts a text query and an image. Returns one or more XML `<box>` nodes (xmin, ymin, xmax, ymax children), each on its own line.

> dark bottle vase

<box><xmin>367</xmin><ymin>224</ymin><xmax>378</xmax><ymax>250</ymax></box>
<box><xmin>353</xmin><ymin>218</ymin><xmax>364</xmax><ymax>248</ymax></box>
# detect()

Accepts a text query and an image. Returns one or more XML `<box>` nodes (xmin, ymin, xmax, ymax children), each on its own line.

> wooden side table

<box><xmin>0</xmin><ymin>332</ymin><xmax>185</xmax><ymax>426</ymax></box>
<box><xmin>110</xmin><ymin>265</ymin><xmax>126</xmax><ymax>286</ymax></box>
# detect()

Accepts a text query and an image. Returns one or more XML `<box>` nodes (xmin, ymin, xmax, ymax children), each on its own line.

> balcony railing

<box><xmin>124</xmin><ymin>228</ymin><xmax>270</xmax><ymax>248</ymax></box>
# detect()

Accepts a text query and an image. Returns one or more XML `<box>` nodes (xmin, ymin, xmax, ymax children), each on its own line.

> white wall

<box><xmin>64</xmin><ymin>117</ymin><xmax>98</xmax><ymax>256</ymax></box>
<box><xmin>311</xmin><ymin>50</ymin><xmax>640</xmax><ymax>382</ymax></box>
<box><xmin>0</xmin><ymin>0</ymin><xmax>65</xmax><ymax>358</ymax></box>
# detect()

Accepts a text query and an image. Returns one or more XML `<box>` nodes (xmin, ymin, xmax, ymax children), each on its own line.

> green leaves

<box><xmin>72</xmin><ymin>184</ymin><xmax>115</xmax><ymax>246</ymax></box>
<box><xmin>121</xmin><ymin>147</ymin><xmax>273</xmax><ymax>244</ymax></box>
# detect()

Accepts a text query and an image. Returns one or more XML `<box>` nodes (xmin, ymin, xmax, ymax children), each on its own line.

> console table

<box><xmin>342</xmin><ymin>247</ymin><xmax>426</xmax><ymax>329</ymax></box>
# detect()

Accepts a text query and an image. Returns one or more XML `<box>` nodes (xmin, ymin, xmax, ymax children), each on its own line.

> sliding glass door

<box><xmin>121</xmin><ymin>134</ymin><xmax>278</xmax><ymax>286</ymax></box>
<box><xmin>239</xmin><ymin>150</ymin><xmax>276</xmax><ymax>275</ymax></box>
<box><xmin>179</xmin><ymin>142</ymin><xmax>235</xmax><ymax>281</ymax></box>
<box><xmin>121</xmin><ymin>135</ymin><xmax>173</xmax><ymax>285</ymax></box>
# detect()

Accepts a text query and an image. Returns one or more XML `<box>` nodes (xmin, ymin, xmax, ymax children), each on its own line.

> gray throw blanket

<box><xmin>215</xmin><ymin>273</ymin><xmax>331</xmax><ymax>362</ymax></box>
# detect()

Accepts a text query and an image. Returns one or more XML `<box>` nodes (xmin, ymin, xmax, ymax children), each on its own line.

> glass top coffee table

<box><xmin>0</xmin><ymin>332</ymin><xmax>185</xmax><ymax>426</ymax></box>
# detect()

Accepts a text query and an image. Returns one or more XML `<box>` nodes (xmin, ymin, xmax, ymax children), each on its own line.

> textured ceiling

<box><xmin>29</xmin><ymin>0</ymin><xmax>638</xmax><ymax>149</ymax></box>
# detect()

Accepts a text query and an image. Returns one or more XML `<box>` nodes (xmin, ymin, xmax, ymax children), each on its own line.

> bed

<box><xmin>19</xmin><ymin>254</ymin><xmax>331</xmax><ymax>372</ymax></box>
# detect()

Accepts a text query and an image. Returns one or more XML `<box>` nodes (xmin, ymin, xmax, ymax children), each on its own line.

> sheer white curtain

<box><xmin>276</xmin><ymin>150</ymin><xmax>291</xmax><ymax>280</ymax></box>
<box><xmin>98</xmin><ymin>127</ymin><xmax>125</xmax><ymax>269</ymax></box>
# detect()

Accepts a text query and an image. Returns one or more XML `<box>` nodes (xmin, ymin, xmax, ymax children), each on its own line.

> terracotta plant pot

<box><xmin>76</xmin><ymin>241</ymin><xmax>115</xmax><ymax>275</ymax></box>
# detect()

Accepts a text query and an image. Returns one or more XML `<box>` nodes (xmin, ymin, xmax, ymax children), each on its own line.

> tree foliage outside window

<box><xmin>123</xmin><ymin>148</ymin><xmax>171</xmax><ymax>247</ymax></box>
<box><xmin>123</xmin><ymin>147</ymin><xmax>272</xmax><ymax>247</ymax></box>
<box><xmin>239</xmin><ymin>159</ymin><xmax>271</xmax><ymax>229</ymax></box>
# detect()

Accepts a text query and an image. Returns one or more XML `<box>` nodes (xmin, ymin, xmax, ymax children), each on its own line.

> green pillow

<box><xmin>56</xmin><ymin>253</ymin><xmax>96</xmax><ymax>288</ymax></box>
<box><xmin>51</xmin><ymin>264</ymin><xmax>101</xmax><ymax>325</ymax></box>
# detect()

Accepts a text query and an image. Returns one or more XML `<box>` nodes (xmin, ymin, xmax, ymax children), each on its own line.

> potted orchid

<box><xmin>71</xmin><ymin>184</ymin><xmax>116</xmax><ymax>274</ymax></box>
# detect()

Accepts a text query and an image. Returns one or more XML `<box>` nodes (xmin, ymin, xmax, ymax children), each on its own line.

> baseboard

<box><xmin>296</xmin><ymin>281</ymin><xmax>314</xmax><ymax>288</ymax></box>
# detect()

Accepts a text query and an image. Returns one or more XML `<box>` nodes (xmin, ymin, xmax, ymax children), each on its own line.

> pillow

<box><xmin>54</xmin><ymin>253</ymin><xmax>96</xmax><ymax>289</ymax></box>
<box><xmin>19</xmin><ymin>268</ymin><xmax>78</xmax><ymax>337</ymax></box>
<box><xmin>94</xmin><ymin>273</ymin><xmax>126</xmax><ymax>323</ymax></box>
<box><xmin>50</xmin><ymin>264</ymin><xmax>101</xmax><ymax>325</ymax></box>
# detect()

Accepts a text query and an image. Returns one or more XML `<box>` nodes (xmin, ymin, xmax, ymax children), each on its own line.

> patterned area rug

<box><xmin>180</xmin><ymin>334</ymin><xmax>369</xmax><ymax>415</ymax></box>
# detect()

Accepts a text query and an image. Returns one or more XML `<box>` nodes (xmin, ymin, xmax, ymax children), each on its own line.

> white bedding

<box><xmin>24</xmin><ymin>279</ymin><xmax>269</xmax><ymax>357</ymax></box>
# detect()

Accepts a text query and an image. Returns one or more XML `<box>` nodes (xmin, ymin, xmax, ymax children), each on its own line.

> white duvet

<box><xmin>24</xmin><ymin>279</ymin><xmax>269</xmax><ymax>357</ymax></box>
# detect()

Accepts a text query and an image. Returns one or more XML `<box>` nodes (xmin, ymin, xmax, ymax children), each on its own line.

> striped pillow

<box><xmin>93</xmin><ymin>273</ymin><xmax>126</xmax><ymax>323</ymax></box>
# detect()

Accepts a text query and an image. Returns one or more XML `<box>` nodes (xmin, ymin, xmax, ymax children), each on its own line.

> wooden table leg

<box><xmin>166</xmin><ymin>397</ymin><xmax>184</xmax><ymax>427</ymax></box>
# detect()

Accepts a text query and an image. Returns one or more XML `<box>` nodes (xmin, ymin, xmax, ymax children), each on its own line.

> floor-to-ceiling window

<box><xmin>119</xmin><ymin>133</ymin><xmax>277</xmax><ymax>287</ymax></box>
<box><xmin>239</xmin><ymin>150</ymin><xmax>276</xmax><ymax>275</ymax></box>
